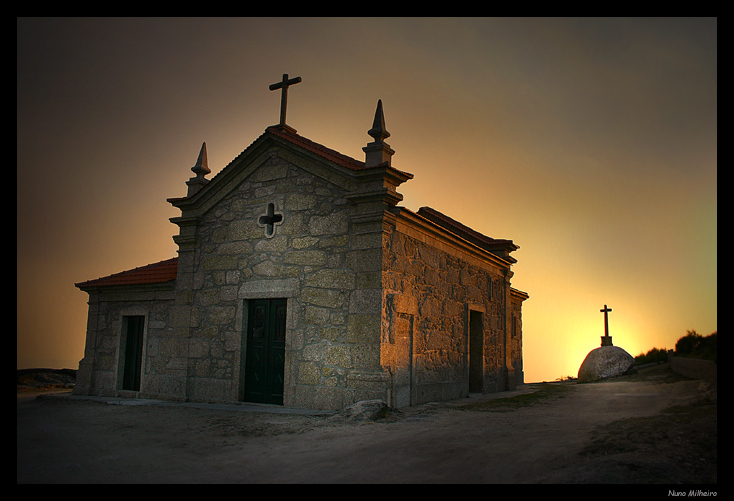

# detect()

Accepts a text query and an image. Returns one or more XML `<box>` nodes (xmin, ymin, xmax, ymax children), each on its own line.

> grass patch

<box><xmin>458</xmin><ymin>383</ymin><xmax>572</xmax><ymax>412</ymax></box>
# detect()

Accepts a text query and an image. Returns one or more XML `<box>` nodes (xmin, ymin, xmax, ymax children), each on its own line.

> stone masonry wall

<box><xmin>182</xmin><ymin>149</ymin><xmax>384</xmax><ymax>409</ymax></box>
<box><xmin>509</xmin><ymin>291</ymin><xmax>525</xmax><ymax>383</ymax></box>
<box><xmin>73</xmin><ymin>286</ymin><xmax>177</xmax><ymax>398</ymax></box>
<box><xmin>381</xmin><ymin>227</ymin><xmax>510</xmax><ymax>407</ymax></box>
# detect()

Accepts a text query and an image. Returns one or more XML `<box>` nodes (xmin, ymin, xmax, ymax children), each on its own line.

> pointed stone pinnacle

<box><xmin>363</xmin><ymin>100</ymin><xmax>395</xmax><ymax>168</ymax></box>
<box><xmin>367</xmin><ymin>99</ymin><xmax>390</xmax><ymax>142</ymax></box>
<box><xmin>186</xmin><ymin>142</ymin><xmax>211</xmax><ymax>197</ymax></box>
<box><xmin>191</xmin><ymin>142</ymin><xmax>211</xmax><ymax>177</ymax></box>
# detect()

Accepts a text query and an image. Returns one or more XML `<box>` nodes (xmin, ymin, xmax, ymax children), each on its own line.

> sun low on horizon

<box><xmin>17</xmin><ymin>18</ymin><xmax>716</xmax><ymax>385</ymax></box>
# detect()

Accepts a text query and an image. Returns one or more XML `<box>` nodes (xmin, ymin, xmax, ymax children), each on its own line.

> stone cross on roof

<box><xmin>269</xmin><ymin>73</ymin><xmax>302</xmax><ymax>133</ymax></box>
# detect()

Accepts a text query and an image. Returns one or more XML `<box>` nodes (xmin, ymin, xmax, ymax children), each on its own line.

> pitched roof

<box><xmin>266</xmin><ymin>126</ymin><xmax>366</xmax><ymax>171</ymax></box>
<box><xmin>75</xmin><ymin>258</ymin><xmax>178</xmax><ymax>289</ymax></box>
<box><xmin>268</xmin><ymin>126</ymin><xmax>412</xmax><ymax>179</ymax></box>
<box><xmin>416</xmin><ymin>206</ymin><xmax>518</xmax><ymax>262</ymax></box>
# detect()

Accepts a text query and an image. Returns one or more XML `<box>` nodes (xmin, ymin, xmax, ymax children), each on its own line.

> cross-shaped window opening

<box><xmin>258</xmin><ymin>203</ymin><xmax>283</xmax><ymax>238</ymax></box>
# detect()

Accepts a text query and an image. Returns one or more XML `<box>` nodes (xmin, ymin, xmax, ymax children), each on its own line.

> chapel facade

<box><xmin>74</xmin><ymin>87</ymin><xmax>528</xmax><ymax>410</ymax></box>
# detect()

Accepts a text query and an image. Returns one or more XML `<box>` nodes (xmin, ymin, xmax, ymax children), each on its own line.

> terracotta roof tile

<box><xmin>266</xmin><ymin>126</ymin><xmax>366</xmax><ymax>171</ymax></box>
<box><xmin>76</xmin><ymin>258</ymin><xmax>177</xmax><ymax>289</ymax></box>
<box><xmin>267</xmin><ymin>127</ymin><xmax>414</xmax><ymax>178</ymax></box>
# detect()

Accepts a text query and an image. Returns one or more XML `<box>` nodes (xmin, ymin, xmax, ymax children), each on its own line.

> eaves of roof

<box><xmin>75</xmin><ymin>258</ymin><xmax>178</xmax><ymax>289</ymax></box>
<box><xmin>417</xmin><ymin>206</ymin><xmax>518</xmax><ymax>252</ymax></box>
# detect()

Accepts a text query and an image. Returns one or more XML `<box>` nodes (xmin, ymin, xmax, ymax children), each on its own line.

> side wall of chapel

<box><xmin>381</xmin><ymin>220</ymin><xmax>517</xmax><ymax>408</ymax></box>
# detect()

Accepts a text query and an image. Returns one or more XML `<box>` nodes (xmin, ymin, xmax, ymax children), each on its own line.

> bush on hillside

<box><xmin>635</xmin><ymin>347</ymin><xmax>668</xmax><ymax>366</ymax></box>
<box><xmin>675</xmin><ymin>330</ymin><xmax>717</xmax><ymax>363</ymax></box>
<box><xmin>635</xmin><ymin>330</ymin><xmax>717</xmax><ymax>366</ymax></box>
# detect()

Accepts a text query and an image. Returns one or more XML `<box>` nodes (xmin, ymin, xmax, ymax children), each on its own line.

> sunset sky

<box><xmin>17</xmin><ymin>18</ymin><xmax>717</xmax><ymax>383</ymax></box>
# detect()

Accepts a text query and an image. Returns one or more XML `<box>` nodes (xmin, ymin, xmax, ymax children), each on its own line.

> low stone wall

<box><xmin>670</xmin><ymin>356</ymin><xmax>717</xmax><ymax>382</ymax></box>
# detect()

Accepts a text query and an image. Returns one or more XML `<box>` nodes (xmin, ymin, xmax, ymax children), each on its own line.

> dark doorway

<box><xmin>122</xmin><ymin>316</ymin><xmax>145</xmax><ymax>391</ymax></box>
<box><xmin>469</xmin><ymin>310</ymin><xmax>483</xmax><ymax>393</ymax></box>
<box><xmin>243</xmin><ymin>298</ymin><xmax>287</xmax><ymax>405</ymax></box>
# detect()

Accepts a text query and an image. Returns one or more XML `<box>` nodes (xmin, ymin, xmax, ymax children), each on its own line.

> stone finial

<box><xmin>186</xmin><ymin>142</ymin><xmax>211</xmax><ymax>197</ymax></box>
<box><xmin>368</xmin><ymin>99</ymin><xmax>390</xmax><ymax>142</ymax></box>
<box><xmin>191</xmin><ymin>142</ymin><xmax>210</xmax><ymax>177</ymax></box>
<box><xmin>363</xmin><ymin>99</ymin><xmax>395</xmax><ymax>168</ymax></box>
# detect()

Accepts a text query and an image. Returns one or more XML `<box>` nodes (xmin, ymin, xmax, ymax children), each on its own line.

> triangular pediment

<box><xmin>169</xmin><ymin>127</ymin><xmax>411</xmax><ymax>217</ymax></box>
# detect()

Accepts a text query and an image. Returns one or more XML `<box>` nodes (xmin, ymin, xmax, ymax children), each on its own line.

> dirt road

<box><xmin>17</xmin><ymin>365</ymin><xmax>716</xmax><ymax>484</ymax></box>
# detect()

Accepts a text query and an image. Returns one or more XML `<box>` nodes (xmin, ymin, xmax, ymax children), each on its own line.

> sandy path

<box><xmin>17</xmin><ymin>367</ymin><xmax>716</xmax><ymax>484</ymax></box>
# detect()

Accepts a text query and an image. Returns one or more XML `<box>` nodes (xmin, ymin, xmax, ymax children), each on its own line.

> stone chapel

<box><xmin>74</xmin><ymin>78</ymin><xmax>528</xmax><ymax>410</ymax></box>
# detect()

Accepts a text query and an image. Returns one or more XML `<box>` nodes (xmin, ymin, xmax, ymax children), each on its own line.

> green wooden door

<box><xmin>243</xmin><ymin>299</ymin><xmax>286</xmax><ymax>405</ymax></box>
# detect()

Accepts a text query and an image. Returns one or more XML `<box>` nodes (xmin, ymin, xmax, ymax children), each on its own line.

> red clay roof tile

<box><xmin>266</xmin><ymin>126</ymin><xmax>366</xmax><ymax>171</ymax></box>
<box><xmin>75</xmin><ymin>257</ymin><xmax>177</xmax><ymax>289</ymax></box>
